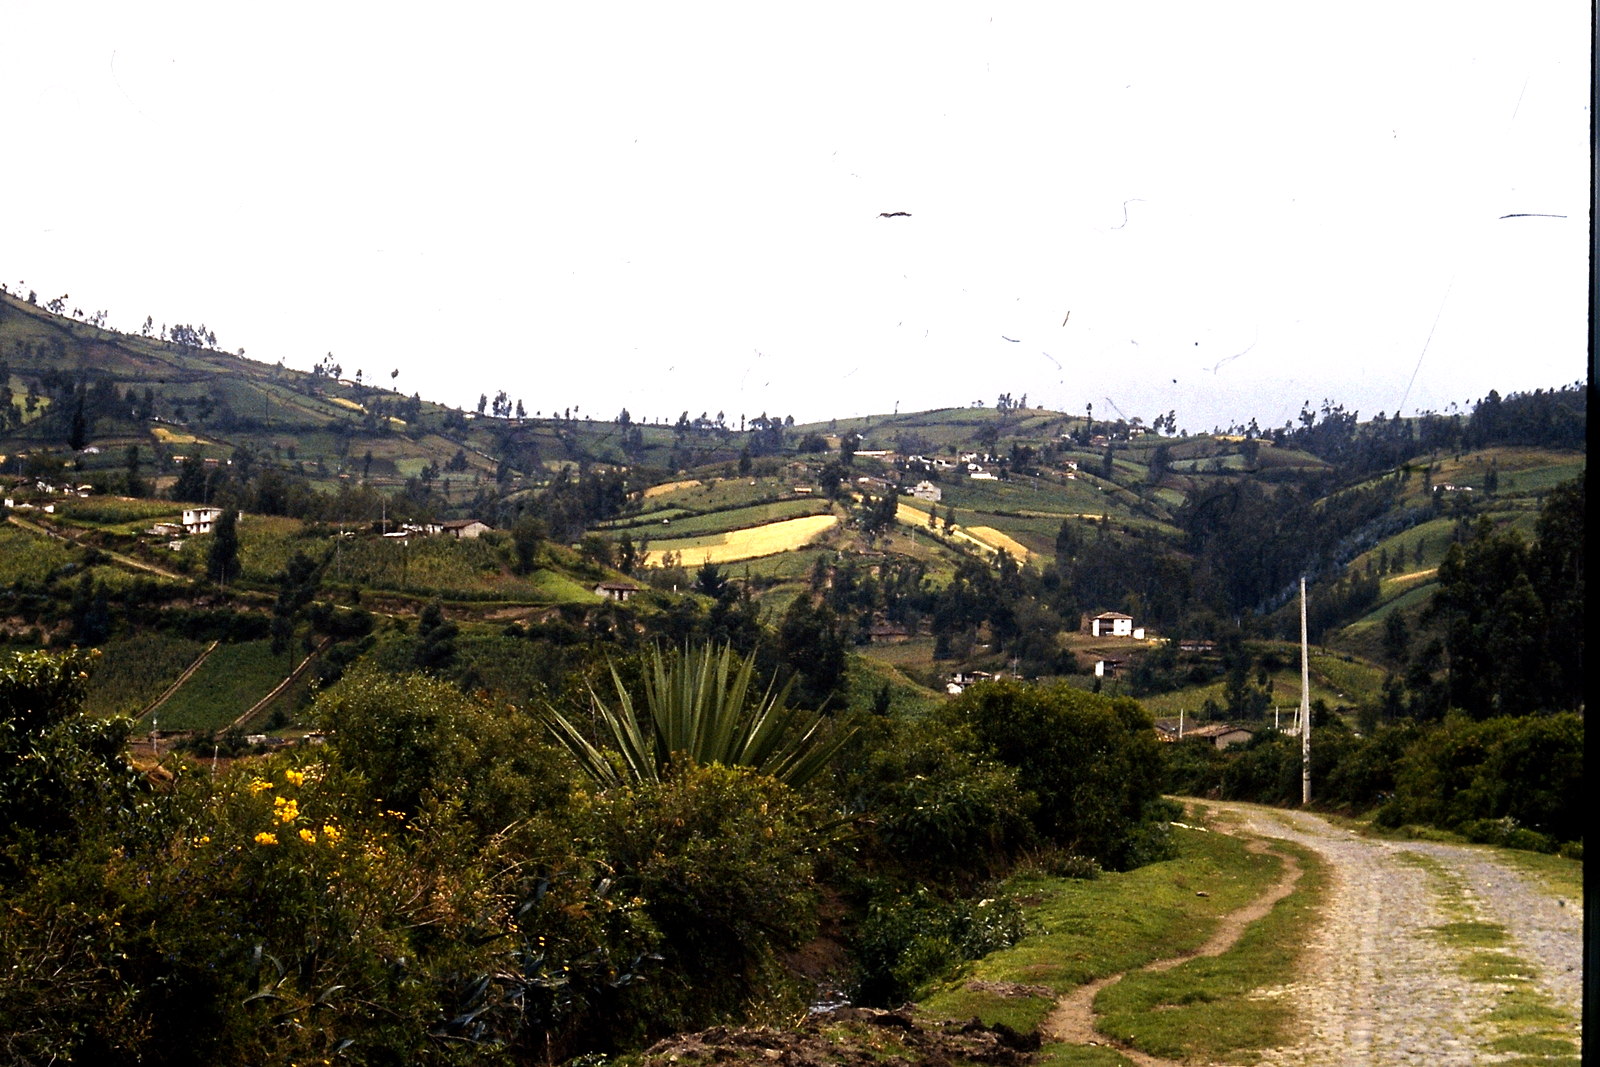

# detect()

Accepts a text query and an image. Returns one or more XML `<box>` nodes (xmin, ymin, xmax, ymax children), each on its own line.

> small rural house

<box><xmin>911</xmin><ymin>480</ymin><xmax>942</xmax><ymax>502</ymax></box>
<box><xmin>181</xmin><ymin>506</ymin><xmax>223</xmax><ymax>535</ymax></box>
<box><xmin>440</xmin><ymin>519</ymin><xmax>491</xmax><ymax>539</ymax></box>
<box><xmin>1091</xmin><ymin>611</ymin><xmax>1135</xmax><ymax>637</ymax></box>
<box><xmin>945</xmin><ymin>669</ymin><xmax>994</xmax><ymax>695</ymax></box>
<box><xmin>1094</xmin><ymin>658</ymin><xmax>1125</xmax><ymax>678</ymax></box>
<box><xmin>594</xmin><ymin>581</ymin><xmax>640</xmax><ymax>602</ymax></box>
<box><xmin>1183</xmin><ymin>722</ymin><xmax>1256</xmax><ymax>750</ymax></box>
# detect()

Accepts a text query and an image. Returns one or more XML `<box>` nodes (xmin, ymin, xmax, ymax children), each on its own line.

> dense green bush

<box><xmin>852</xmin><ymin>884</ymin><xmax>1028</xmax><ymax>1005</ymax></box>
<box><xmin>0</xmin><ymin>649</ymin><xmax>142</xmax><ymax>871</ymax></box>
<box><xmin>1163</xmin><ymin>703</ymin><xmax>1584</xmax><ymax>851</ymax></box>
<box><xmin>577</xmin><ymin>761</ymin><xmax>828</xmax><ymax>1039</ymax></box>
<box><xmin>1378</xmin><ymin>712</ymin><xmax>1584</xmax><ymax>843</ymax></box>
<box><xmin>942</xmin><ymin>680</ymin><xmax>1172</xmax><ymax>870</ymax></box>
<box><xmin>315</xmin><ymin>666</ymin><xmax>573</xmax><ymax>838</ymax></box>
<box><xmin>845</xmin><ymin>727</ymin><xmax>1037</xmax><ymax>886</ymax></box>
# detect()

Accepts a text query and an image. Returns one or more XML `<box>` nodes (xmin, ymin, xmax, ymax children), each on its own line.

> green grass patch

<box><xmin>1431</xmin><ymin>921</ymin><xmax>1509</xmax><ymax>950</ymax></box>
<box><xmin>143</xmin><ymin>639</ymin><xmax>298</xmax><ymax>731</ymax></box>
<box><xmin>83</xmin><ymin>632</ymin><xmax>210</xmax><ymax>717</ymax></box>
<box><xmin>1091</xmin><ymin>839</ymin><xmax>1321</xmax><ymax>1062</ymax></box>
<box><xmin>623</xmin><ymin>497</ymin><xmax>831</xmax><ymax>538</ymax></box>
<box><xmin>1034</xmin><ymin>1044</ymin><xmax>1137</xmax><ymax>1067</ymax></box>
<box><xmin>921</xmin><ymin>813</ymin><xmax>1283</xmax><ymax>1042</ymax></box>
<box><xmin>1484</xmin><ymin>849</ymin><xmax>1584</xmax><ymax>903</ymax></box>
<box><xmin>54</xmin><ymin>497</ymin><xmax>178</xmax><ymax>527</ymax></box>
<box><xmin>0</xmin><ymin>521</ymin><xmax>75</xmax><ymax>583</ymax></box>
<box><xmin>1307</xmin><ymin>652</ymin><xmax>1385</xmax><ymax>706</ymax></box>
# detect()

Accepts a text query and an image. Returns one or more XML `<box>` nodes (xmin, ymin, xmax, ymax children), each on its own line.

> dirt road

<box><xmin>1201</xmin><ymin>801</ymin><xmax>1582</xmax><ymax>1066</ymax></box>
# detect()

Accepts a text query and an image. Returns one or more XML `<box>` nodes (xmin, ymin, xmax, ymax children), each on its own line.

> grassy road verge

<box><xmin>920</xmin><ymin>803</ymin><xmax>1322</xmax><ymax>1064</ymax></box>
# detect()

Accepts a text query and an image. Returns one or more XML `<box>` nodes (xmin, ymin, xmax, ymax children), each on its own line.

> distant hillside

<box><xmin>1</xmin><ymin>284</ymin><xmax>1585</xmax><ymax>731</ymax></box>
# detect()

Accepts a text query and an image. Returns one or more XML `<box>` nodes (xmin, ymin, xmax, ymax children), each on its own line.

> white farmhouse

<box><xmin>1091</xmin><ymin>611</ymin><xmax>1134</xmax><ymax>637</ymax></box>
<box><xmin>181</xmin><ymin>506</ymin><xmax>224</xmax><ymax>535</ymax></box>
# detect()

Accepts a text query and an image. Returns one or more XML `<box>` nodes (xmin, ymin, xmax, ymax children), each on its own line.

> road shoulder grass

<box><xmin>920</xmin><ymin>801</ymin><xmax>1316</xmax><ymax>1064</ymax></box>
<box><xmin>1397</xmin><ymin>851</ymin><xmax>1580</xmax><ymax>1065</ymax></box>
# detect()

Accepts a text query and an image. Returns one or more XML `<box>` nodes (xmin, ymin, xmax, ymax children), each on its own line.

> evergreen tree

<box><xmin>413</xmin><ymin>600</ymin><xmax>459</xmax><ymax>674</ymax></box>
<box><xmin>123</xmin><ymin>445</ymin><xmax>144</xmax><ymax>498</ymax></box>
<box><xmin>206</xmin><ymin>509</ymin><xmax>240</xmax><ymax>586</ymax></box>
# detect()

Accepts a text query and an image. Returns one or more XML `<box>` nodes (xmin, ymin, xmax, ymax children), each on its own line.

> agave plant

<box><xmin>544</xmin><ymin>643</ymin><xmax>852</xmax><ymax>790</ymax></box>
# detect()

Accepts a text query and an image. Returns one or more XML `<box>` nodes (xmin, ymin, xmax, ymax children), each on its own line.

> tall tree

<box><xmin>123</xmin><ymin>445</ymin><xmax>144</xmax><ymax>498</ymax></box>
<box><xmin>206</xmin><ymin>509</ymin><xmax>241</xmax><ymax>586</ymax></box>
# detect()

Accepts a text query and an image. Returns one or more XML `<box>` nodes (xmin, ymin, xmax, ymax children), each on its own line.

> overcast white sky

<box><xmin>3</xmin><ymin>3</ymin><xmax>1590</xmax><ymax>433</ymax></box>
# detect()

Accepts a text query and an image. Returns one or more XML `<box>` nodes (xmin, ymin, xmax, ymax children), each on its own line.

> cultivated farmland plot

<box><xmin>643</xmin><ymin>513</ymin><xmax>838</xmax><ymax>566</ymax></box>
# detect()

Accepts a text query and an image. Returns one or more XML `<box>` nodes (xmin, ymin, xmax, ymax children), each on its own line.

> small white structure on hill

<box><xmin>911</xmin><ymin>480</ymin><xmax>942</xmax><ymax>502</ymax></box>
<box><xmin>441</xmin><ymin>519</ymin><xmax>491</xmax><ymax>539</ymax></box>
<box><xmin>181</xmin><ymin>506</ymin><xmax>223</xmax><ymax>535</ymax></box>
<box><xmin>1091</xmin><ymin>611</ymin><xmax>1134</xmax><ymax>637</ymax></box>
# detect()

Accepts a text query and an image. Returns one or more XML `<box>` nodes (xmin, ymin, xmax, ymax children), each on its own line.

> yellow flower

<box><xmin>254</xmin><ymin>832</ymin><xmax>279</xmax><ymax>846</ymax></box>
<box><xmin>275</xmin><ymin>799</ymin><xmax>300</xmax><ymax>823</ymax></box>
<box><xmin>284</xmin><ymin>769</ymin><xmax>306</xmax><ymax>788</ymax></box>
<box><xmin>248</xmin><ymin>778</ymin><xmax>274</xmax><ymax>794</ymax></box>
<box><xmin>299</xmin><ymin>828</ymin><xmax>317</xmax><ymax>844</ymax></box>
<box><xmin>321</xmin><ymin>823</ymin><xmax>342</xmax><ymax>844</ymax></box>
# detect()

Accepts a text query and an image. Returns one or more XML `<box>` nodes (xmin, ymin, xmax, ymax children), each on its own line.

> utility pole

<box><xmin>1300</xmin><ymin>576</ymin><xmax>1312</xmax><ymax>805</ymax></box>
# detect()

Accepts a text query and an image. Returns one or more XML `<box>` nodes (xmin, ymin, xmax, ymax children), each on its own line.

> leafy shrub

<box><xmin>315</xmin><ymin>666</ymin><xmax>573</xmax><ymax>838</ymax></box>
<box><xmin>1386</xmin><ymin>713</ymin><xmax>1584</xmax><ymax>842</ymax></box>
<box><xmin>852</xmin><ymin>884</ymin><xmax>1028</xmax><ymax>1005</ymax></box>
<box><xmin>577</xmin><ymin>762</ymin><xmax>827</xmax><ymax>1038</ymax></box>
<box><xmin>843</xmin><ymin>722</ymin><xmax>1036</xmax><ymax>886</ymax></box>
<box><xmin>942</xmin><ymin>681</ymin><xmax>1170</xmax><ymax>870</ymax></box>
<box><xmin>0</xmin><ymin>649</ymin><xmax>142</xmax><ymax>869</ymax></box>
<box><xmin>1457</xmin><ymin>817</ymin><xmax>1557</xmax><ymax>853</ymax></box>
<box><xmin>1018</xmin><ymin>845</ymin><xmax>1102</xmax><ymax>880</ymax></box>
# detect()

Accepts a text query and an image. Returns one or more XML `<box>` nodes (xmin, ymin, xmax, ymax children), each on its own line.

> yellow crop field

<box><xmin>964</xmin><ymin>526</ymin><xmax>1034</xmax><ymax>562</ymax></box>
<box><xmin>891</xmin><ymin>503</ymin><xmax>1034</xmax><ymax>562</ymax></box>
<box><xmin>644</xmin><ymin>514</ymin><xmax>837</xmax><ymax>566</ymax></box>
<box><xmin>644</xmin><ymin>478</ymin><xmax>702</xmax><ymax>499</ymax></box>
<box><xmin>328</xmin><ymin>397</ymin><xmax>367</xmax><ymax>413</ymax></box>
<box><xmin>152</xmin><ymin>427</ymin><xmax>201</xmax><ymax>445</ymax></box>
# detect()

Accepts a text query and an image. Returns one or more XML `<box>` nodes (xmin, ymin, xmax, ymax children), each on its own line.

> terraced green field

<box><xmin>143</xmin><ymin>639</ymin><xmax>297</xmax><ymax>731</ymax></box>
<box><xmin>83</xmin><ymin>632</ymin><xmax>210</xmax><ymax>717</ymax></box>
<box><xmin>0</xmin><ymin>522</ymin><xmax>75</xmax><ymax>583</ymax></box>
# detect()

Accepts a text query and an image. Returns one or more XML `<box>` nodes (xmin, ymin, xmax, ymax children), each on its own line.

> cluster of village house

<box><xmin>130</xmin><ymin>508</ymin><xmax>651</xmax><ymax>608</ymax></box>
<box><xmin>941</xmin><ymin>611</ymin><xmax>1149</xmax><ymax>694</ymax></box>
<box><xmin>18</xmin><ymin>478</ymin><xmax>1261</xmax><ymax>749</ymax></box>
<box><xmin>3</xmin><ymin>478</ymin><xmax>100</xmax><ymax>512</ymax></box>
<box><xmin>856</xmin><ymin>451</ymin><xmax>1085</xmax><ymax>505</ymax></box>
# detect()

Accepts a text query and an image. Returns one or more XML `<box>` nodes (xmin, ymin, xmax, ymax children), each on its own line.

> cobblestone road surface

<box><xmin>1202</xmin><ymin>802</ymin><xmax>1582</xmax><ymax>1066</ymax></box>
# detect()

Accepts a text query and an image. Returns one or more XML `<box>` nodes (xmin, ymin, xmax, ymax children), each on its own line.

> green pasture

<box><xmin>0</xmin><ymin>522</ymin><xmax>76</xmax><ymax>583</ymax></box>
<box><xmin>1130</xmin><ymin>652</ymin><xmax>1378</xmax><ymax>721</ymax></box>
<box><xmin>142</xmin><ymin>639</ymin><xmax>298</xmax><ymax>731</ymax></box>
<box><xmin>620</xmin><ymin>497</ymin><xmax>831</xmax><ymax>539</ymax></box>
<box><xmin>83</xmin><ymin>632</ymin><xmax>210</xmax><ymax>717</ymax></box>
<box><xmin>640</xmin><ymin>475</ymin><xmax>798</xmax><ymax>512</ymax></box>
<box><xmin>54</xmin><ymin>497</ymin><xmax>178</xmax><ymax>529</ymax></box>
